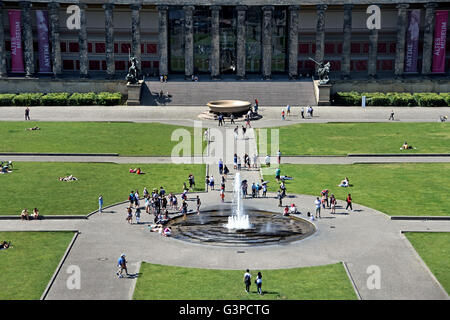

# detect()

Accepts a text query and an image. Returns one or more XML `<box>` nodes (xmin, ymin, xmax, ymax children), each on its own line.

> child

<box><xmin>220</xmin><ymin>189</ymin><xmax>225</xmax><ymax>202</ymax></box>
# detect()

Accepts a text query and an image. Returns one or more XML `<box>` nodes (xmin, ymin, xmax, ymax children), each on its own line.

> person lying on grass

<box><xmin>129</xmin><ymin>168</ymin><xmax>144</xmax><ymax>174</ymax></box>
<box><xmin>0</xmin><ymin>241</ymin><xmax>11</xmax><ymax>250</ymax></box>
<box><xmin>26</xmin><ymin>126</ymin><xmax>40</xmax><ymax>131</ymax></box>
<box><xmin>59</xmin><ymin>175</ymin><xmax>78</xmax><ymax>181</ymax></box>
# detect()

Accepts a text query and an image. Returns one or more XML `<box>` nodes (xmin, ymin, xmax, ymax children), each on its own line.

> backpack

<box><xmin>244</xmin><ymin>274</ymin><xmax>250</xmax><ymax>283</ymax></box>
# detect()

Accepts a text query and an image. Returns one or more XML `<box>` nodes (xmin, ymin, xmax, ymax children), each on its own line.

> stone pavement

<box><xmin>1</xmin><ymin>106</ymin><xmax>449</xmax><ymax>128</ymax></box>
<box><xmin>1</xmin><ymin>123</ymin><xmax>449</xmax><ymax>300</ymax></box>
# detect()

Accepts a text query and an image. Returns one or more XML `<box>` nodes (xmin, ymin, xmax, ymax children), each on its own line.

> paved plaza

<box><xmin>1</xmin><ymin>106</ymin><xmax>449</xmax><ymax>300</ymax></box>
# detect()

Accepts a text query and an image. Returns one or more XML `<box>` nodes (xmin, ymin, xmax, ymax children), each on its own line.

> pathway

<box><xmin>1</xmin><ymin>123</ymin><xmax>449</xmax><ymax>300</ymax></box>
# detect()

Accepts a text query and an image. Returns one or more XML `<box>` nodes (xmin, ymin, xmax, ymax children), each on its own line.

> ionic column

<box><xmin>341</xmin><ymin>4</ymin><xmax>353</xmax><ymax>79</ymax></box>
<box><xmin>130</xmin><ymin>4</ymin><xmax>141</xmax><ymax>70</ymax></box>
<box><xmin>315</xmin><ymin>4</ymin><xmax>327</xmax><ymax>72</ymax></box>
<box><xmin>0</xmin><ymin>1</ymin><xmax>7</xmax><ymax>77</ymax></box>
<box><xmin>236</xmin><ymin>6</ymin><xmax>247</xmax><ymax>79</ymax></box>
<box><xmin>20</xmin><ymin>1</ymin><xmax>34</xmax><ymax>77</ymax></box>
<box><xmin>78</xmin><ymin>3</ymin><xmax>88</xmax><ymax>78</ymax></box>
<box><xmin>394</xmin><ymin>4</ymin><xmax>409</xmax><ymax>76</ymax></box>
<box><xmin>422</xmin><ymin>3</ymin><xmax>438</xmax><ymax>75</ymax></box>
<box><xmin>48</xmin><ymin>2</ymin><xmax>62</xmax><ymax>77</ymax></box>
<box><xmin>157</xmin><ymin>5</ymin><xmax>169</xmax><ymax>77</ymax></box>
<box><xmin>103</xmin><ymin>3</ymin><xmax>115</xmax><ymax>79</ymax></box>
<box><xmin>210</xmin><ymin>6</ymin><xmax>221</xmax><ymax>79</ymax></box>
<box><xmin>288</xmin><ymin>6</ymin><xmax>300</xmax><ymax>79</ymax></box>
<box><xmin>184</xmin><ymin>5</ymin><xmax>194</xmax><ymax>79</ymax></box>
<box><xmin>261</xmin><ymin>6</ymin><xmax>274</xmax><ymax>80</ymax></box>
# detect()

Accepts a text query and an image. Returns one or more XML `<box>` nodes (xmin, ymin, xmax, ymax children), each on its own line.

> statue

<box><xmin>309</xmin><ymin>57</ymin><xmax>331</xmax><ymax>85</ymax></box>
<box><xmin>126</xmin><ymin>57</ymin><xmax>140</xmax><ymax>84</ymax></box>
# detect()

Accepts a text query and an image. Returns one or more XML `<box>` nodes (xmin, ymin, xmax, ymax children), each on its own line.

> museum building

<box><xmin>0</xmin><ymin>0</ymin><xmax>449</xmax><ymax>80</ymax></box>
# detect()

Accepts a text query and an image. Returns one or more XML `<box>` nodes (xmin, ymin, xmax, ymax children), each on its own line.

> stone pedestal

<box><xmin>313</xmin><ymin>80</ymin><xmax>331</xmax><ymax>106</ymax></box>
<box><xmin>126</xmin><ymin>80</ymin><xmax>143</xmax><ymax>106</ymax></box>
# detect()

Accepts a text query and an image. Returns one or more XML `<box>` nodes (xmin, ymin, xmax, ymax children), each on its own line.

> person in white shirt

<box><xmin>243</xmin><ymin>269</ymin><xmax>252</xmax><ymax>293</ymax></box>
<box><xmin>265</xmin><ymin>155</ymin><xmax>270</xmax><ymax>167</ymax></box>
<box><xmin>253</xmin><ymin>154</ymin><xmax>258</xmax><ymax>168</ymax></box>
<box><xmin>314</xmin><ymin>197</ymin><xmax>321</xmax><ymax>218</ymax></box>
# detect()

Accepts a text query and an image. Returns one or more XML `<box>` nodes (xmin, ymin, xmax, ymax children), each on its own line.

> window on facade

<box><xmin>147</xmin><ymin>44</ymin><xmax>157</xmax><ymax>54</ymax></box>
<box><xmin>89</xmin><ymin>60</ymin><xmax>100</xmax><ymax>70</ymax></box>
<box><xmin>95</xmin><ymin>43</ymin><xmax>106</xmax><ymax>53</ymax></box>
<box><xmin>69</xmin><ymin>42</ymin><xmax>79</xmax><ymax>52</ymax></box>
<box><xmin>169</xmin><ymin>7</ymin><xmax>185</xmax><ymax>72</ymax></box>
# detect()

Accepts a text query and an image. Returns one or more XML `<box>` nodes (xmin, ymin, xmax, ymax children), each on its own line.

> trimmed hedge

<box><xmin>333</xmin><ymin>92</ymin><xmax>450</xmax><ymax>107</ymax></box>
<box><xmin>0</xmin><ymin>92</ymin><xmax>123</xmax><ymax>106</ymax></box>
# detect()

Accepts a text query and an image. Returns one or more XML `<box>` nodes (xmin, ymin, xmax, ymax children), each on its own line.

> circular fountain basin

<box><xmin>206</xmin><ymin>100</ymin><xmax>251</xmax><ymax>114</ymax></box>
<box><xmin>169</xmin><ymin>210</ymin><xmax>315</xmax><ymax>247</ymax></box>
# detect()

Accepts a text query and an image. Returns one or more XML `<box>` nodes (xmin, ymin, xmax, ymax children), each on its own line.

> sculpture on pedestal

<box><xmin>126</xmin><ymin>57</ymin><xmax>140</xmax><ymax>84</ymax></box>
<box><xmin>309</xmin><ymin>57</ymin><xmax>331</xmax><ymax>85</ymax></box>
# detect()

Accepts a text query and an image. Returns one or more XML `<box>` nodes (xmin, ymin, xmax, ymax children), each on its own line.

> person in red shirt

<box><xmin>346</xmin><ymin>193</ymin><xmax>353</xmax><ymax>211</ymax></box>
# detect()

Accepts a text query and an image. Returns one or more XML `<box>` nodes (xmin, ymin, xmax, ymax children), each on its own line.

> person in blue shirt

<box><xmin>98</xmin><ymin>195</ymin><xmax>103</xmax><ymax>213</ymax></box>
<box><xmin>116</xmin><ymin>253</ymin><xmax>128</xmax><ymax>278</ymax></box>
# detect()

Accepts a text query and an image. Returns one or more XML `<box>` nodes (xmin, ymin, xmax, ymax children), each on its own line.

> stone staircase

<box><xmin>141</xmin><ymin>80</ymin><xmax>317</xmax><ymax>106</ymax></box>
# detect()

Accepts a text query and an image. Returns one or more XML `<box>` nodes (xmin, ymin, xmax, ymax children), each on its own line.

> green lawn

<box><xmin>0</xmin><ymin>121</ymin><xmax>206</xmax><ymax>156</ymax></box>
<box><xmin>0</xmin><ymin>162</ymin><xmax>205</xmax><ymax>216</ymax></box>
<box><xmin>257</xmin><ymin>122</ymin><xmax>450</xmax><ymax>155</ymax></box>
<box><xmin>0</xmin><ymin>231</ymin><xmax>75</xmax><ymax>300</ymax></box>
<box><xmin>133</xmin><ymin>262</ymin><xmax>357</xmax><ymax>300</ymax></box>
<box><xmin>264</xmin><ymin>163</ymin><xmax>449</xmax><ymax>216</ymax></box>
<box><xmin>405</xmin><ymin>232</ymin><xmax>450</xmax><ymax>294</ymax></box>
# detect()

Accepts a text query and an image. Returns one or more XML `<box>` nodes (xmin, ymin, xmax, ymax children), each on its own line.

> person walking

<box><xmin>218</xmin><ymin>159</ymin><xmax>224</xmax><ymax>175</ymax></box>
<box><xmin>275</xmin><ymin>167</ymin><xmax>281</xmax><ymax>181</ymax></box>
<box><xmin>281</xmin><ymin>109</ymin><xmax>285</xmax><ymax>121</ymax></box>
<box><xmin>330</xmin><ymin>194</ymin><xmax>337</xmax><ymax>214</ymax></box>
<box><xmin>98</xmin><ymin>195</ymin><xmax>103</xmax><ymax>213</ymax></box>
<box><xmin>25</xmin><ymin>107</ymin><xmax>30</xmax><ymax>120</ymax></box>
<box><xmin>116</xmin><ymin>253</ymin><xmax>128</xmax><ymax>278</ymax></box>
<box><xmin>286</xmin><ymin>104</ymin><xmax>291</xmax><ymax>117</ymax></box>
<box><xmin>135</xmin><ymin>207</ymin><xmax>141</xmax><ymax>224</ymax></box>
<box><xmin>253</xmin><ymin>154</ymin><xmax>258</xmax><ymax>168</ymax></box>
<box><xmin>244</xmin><ymin>269</ymin><xmax>252</xmax><ymax>293</ymax></box>
<box><xmin>314</xmin><ymin>197</ymin><xmax>321</xmax><ymax>219</ymax></box>
<box><xmin>255</xmin><ymin>272</ymin><xmax>263</xmax><ymax>295</ymax></box>
<box><xmin>277</xmin><ymin>150</ymin><xmax>282</xmax><ymax>164</ymax></box>
<box><xmin>262</xmin><ymin>183</ymin><xmax>267</xmax><ymax>197</ymax></box>
<box><xmin>346</xmin><ymin>193</ymin><xmax>353</xmax><ymax>212</ymax></box>
<box><xmin>220</xmin><ymin>189</ymin><xmax>225</xmax><ymax>202</ymax></box>
<box><xmin>300</xmin><ymin>107</ymin><xmax>305</xmax><ymax>119</ymax></box>
<box><xmin>389</xmin><ymin>110</ymin><xmax>395</xmax><ymax>121</ymax></box>
<box><xmin>126</xmin><ymin>207</ymin><xmax>133</xmax><ymax>224</ymax></box>
<box><xmin>209</xmin><ymin>175</ymin><xmax>215</xmax><ymax>190</ymax></box>
<box><xmin>230</xmin><ymin>113</ymin><xmax>235</xmax><ymax>124</ymax></box>
<box><xmin>128</xmin><ymin>191</ymin><xmax>135</xmax><ymax>208</ymax></box>
<box><xmin>277</xmin><ymin>190</ymin><xmax>283</xmax><ymax>207</ymax></box>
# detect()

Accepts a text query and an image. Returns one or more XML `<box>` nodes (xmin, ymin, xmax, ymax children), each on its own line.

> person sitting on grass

<box><xmin>401</xmin><ymin>141</ymin><xmax>415</xmax><ymax>150</ymax></box>
<box><xmin>129</xmin><ymin>168</ymin><xmax>144</xmax><ymax>174</ymax></box>
<box><xmin>32</xmin><ymin>208</ymin><xmax>40</xmax><ymax>220</ymax></box>
<box><xmin>21</xmin><ymin>208</ymin><xmax>29</xmax><ymax>220</ymax></box>
<box><xmin>338</xmin><ymin>177</ymin><xmax>349</xmax><ymax>187</ymax></box>
<box><xmin>59</xmin><ymin>175</ymin><xmax>78</xmax><ymax>181</ymax></box>
<box><xmin>283</xmin><ymin>205</ymin><xmax>290</xmax><ymax>216</ymax></box>
<box><xmin>0</xmin><ymin>241</ymin><xmax>11</xmax><ymax>250</ymax></box>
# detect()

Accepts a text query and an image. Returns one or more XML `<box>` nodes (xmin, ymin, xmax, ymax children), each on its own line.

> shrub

<box><xmin>68</xmin><ymin>92</ymin><xmax>97</xmax><ymax>106</ymax></box>
<box><xmin>0</xmin><ymin>94</ymin><xmax>17</xmax><ymax>106</ymax></box>
<box><xmin>388</xmin><ymin>93</ymin><xmax>417</xmax><ymax>106</ymax></box>
<box><xmin>439</xmin><ymin>93</ymin><xmax>450</xmax><ymax>106</ymax></box>
<box><xmin>96</xmin><ymin>92</ymin><xmax>122</xmax><ymax>106</ymax></box>
<box><xmin>413</xmin><ymin>93</ymin><xmax>447</xmax><ymax>107</ymax></box>
<box><xmin>334</xmin><ymin>92</ymin><xmax>362</xmax><ymax>106</ymax></box>
<box><xmin>40</xmin><ymin>92</ymin><xmax>70</xmax><ymax>106</ymax></box>
<box><xmin>12</xmin><ymin>93</ymin><xmax>43</xmax><ymax>106</ymax></box>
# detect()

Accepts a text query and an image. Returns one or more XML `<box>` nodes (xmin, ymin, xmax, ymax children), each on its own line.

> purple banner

<box><xmin>405</xmin><ymin>9</ymin><xmax>420</xmax><ymax>73</ymax></box>
<box><xmin>8</xmin><ymin>9</ymin><xmax>24</xmax><ymax>73</ymax></box>
<box><xmin>432</xmin><ymin>10</ymin><xmax>448</xmax><ymax>73</ymax></box>
<box><xmin>36</xmin><ymin>10</ymin><xmax>52</xmax><ymax>73</ymax></box>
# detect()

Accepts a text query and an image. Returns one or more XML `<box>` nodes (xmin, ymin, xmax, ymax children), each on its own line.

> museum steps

<box><xmin>141</xmin><ymin>80</ymin><xmax>317</xmax><ymax>106</ymax></box>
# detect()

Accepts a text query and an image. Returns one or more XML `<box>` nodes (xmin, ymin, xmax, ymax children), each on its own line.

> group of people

<box><xmin>243</xmin><ymin>269</ymin><xmax>263</xmax><ymax>295</ymax></box>
<box><xmin>313</xmin><ymin>189</ymin><xmax>353</xmax><ymax>219</ymax></box>
<box><xmin>129</xmin><ymin>168</ymin><xmax>144</xmax><ymax>174</ymax></box>
<box><xmin>20</xmin><ymin>208</ymin><xmax>40</xmax><ymax>220</ymax></box>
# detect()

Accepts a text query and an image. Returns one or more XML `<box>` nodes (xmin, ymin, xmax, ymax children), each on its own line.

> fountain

<box><xmin>225</xmin><ymin>172</ymin><xmax>251</xmax><ymax>230</ymax></box>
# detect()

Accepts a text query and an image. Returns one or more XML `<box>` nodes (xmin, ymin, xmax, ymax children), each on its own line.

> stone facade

<box><xmin>0</xmin><ymin>0</ymin><xmax>448</xmax><ymax>80</ymax></box>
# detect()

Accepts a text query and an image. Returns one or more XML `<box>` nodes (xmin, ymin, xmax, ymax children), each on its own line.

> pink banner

<box><xmin>432</xmin><ymin>10</ymin><xmax>448</xmax><ymax>73</ymax></box>
<box><xmin>405</xmin><ymin>9</ymin><xmax>420</xmax><ymax>73</ymax></box>
<box><xmin>8</xmin><ymin>9</ymin><xmax>24</xmax><ymax>73</ymax></box>
<box><xmin>36</xmin><ymin>10</ymin><xmax>52</xmax><ymax>73</ymax></box>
